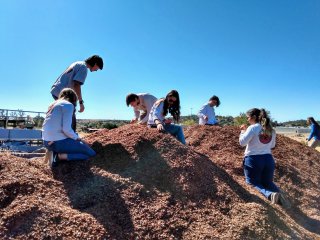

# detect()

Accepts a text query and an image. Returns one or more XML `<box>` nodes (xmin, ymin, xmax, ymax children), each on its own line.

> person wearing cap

<box><xmin>50</xmin><ymin>55</ymin><xmax>103</xmax><ymax>130</ymax></box>
<box><xmin>198</xmin><ymin>95</ymin><xmax>220</xmax><ymax>125</ymax></box>
<box><xmin>126</xmin><ymin>93</ymin><xmax>157</xmax><ymax>124</ymax></box>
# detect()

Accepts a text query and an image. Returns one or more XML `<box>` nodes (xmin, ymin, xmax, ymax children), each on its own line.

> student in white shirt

<box><xmin>126</xmin><ymin>93</ymin><xmax>157</xmax><ymax>124</ymax></box>
<box><xmin>147</xmin><ymin>90</ymin><xmax>186</xmax><ymax>144</ymax></box>
<box><xmin>43</xmin><ymin>88</ymin><xmax>96</xmax><ymax>168</ymax></box>
<box><xmin>239</xmin><ymin>108</ymin><xmax>288</xmax><ymax>206</ymax></box>
<box><xmin>198</xmin><ymin>95</ymin><xmax>220</xmax><ymax>125</ymax></box>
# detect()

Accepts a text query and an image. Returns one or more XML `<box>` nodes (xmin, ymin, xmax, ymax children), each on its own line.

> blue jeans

<box><xmin>243</xmin><ymin>154</ymin><xmax>279</xmax><ymax>198</ymax></box>
<box><xmin>44</xmin><ymin>138</ymin><xmax>96</xmax><ymax>161</ymax></box>
<box><xmin>163</xmin><ymin>124</ymin><xmax>186</xmax><ymax>144</ymax></box>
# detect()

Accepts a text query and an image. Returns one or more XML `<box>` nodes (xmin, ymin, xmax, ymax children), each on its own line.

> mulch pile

<box><xmin>0</xmin><ymin>124</ymin><xmax>319</xmax><ymax>239</ymax></box>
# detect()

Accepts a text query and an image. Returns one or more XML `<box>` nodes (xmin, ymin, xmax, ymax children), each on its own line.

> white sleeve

<box><xmin>140</xmin><ymin>96</ymin><xmax>156</xmax><ymax>123</ymax></box>
<box><xmin>271</xmin><ymin>130</ymin><xmax>276</xmax><ymax>148</ymax></box>
<box><xmin>152</xmin><ymin>102</ymin><xmax>164</xmax><ymax>123</ymax></box>
<box><xmin>239</xmin><ymin>126</ymin><xmax>255</xmax><ymax>147</ymax></box>
<box><xmin>198</xmin><ymin>104</ymin><xmax>207</xmax><ymax>118</ymax></box>
<box><xmin>133</xmin><ymin>108</ymin><xmax>140</xmax><ymax>119</ymax></box>
<box><xmin>61</xmin><ymin>104</ymin><xmax>79</xmax><ymax>140</ymax></box>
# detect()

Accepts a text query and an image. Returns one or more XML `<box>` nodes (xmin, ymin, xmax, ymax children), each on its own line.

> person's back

<box><xmin>42</xmin><ymin>99</ymin><xmax>78</xmax><ymax>141</ymax></box>
<box><xmin>240</xmin><ymin>123</ymin><xmax>276</xmax><ymax>156</ymax></box>
<box><xmin>51</xmin><ymin>61</ymin><xmax>88</xmax><ymax>98</ymax></box>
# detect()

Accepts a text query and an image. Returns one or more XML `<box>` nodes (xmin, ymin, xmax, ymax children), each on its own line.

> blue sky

<box><xmin>0</xmin><ymin>0</ymin><xmax>319</xmax><ymax>122</ymax></box>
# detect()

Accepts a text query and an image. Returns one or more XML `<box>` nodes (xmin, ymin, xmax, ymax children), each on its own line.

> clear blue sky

<box><xmin>0</xmin><ymin>0</ymin><xmax>319</xmax><ymax>122</ymax></box>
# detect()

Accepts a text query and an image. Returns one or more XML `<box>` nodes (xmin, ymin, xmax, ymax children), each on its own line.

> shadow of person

<box><xmin>52</xmin><ymin>161</ymin><xmax>134</xmax><ymax>239</ymax></box>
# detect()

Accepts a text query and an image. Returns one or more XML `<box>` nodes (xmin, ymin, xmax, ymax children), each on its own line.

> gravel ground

<box><xmin>0</xmin><ymin>124</ymin><xmax>319</xmax><ymax>239</ymax></box>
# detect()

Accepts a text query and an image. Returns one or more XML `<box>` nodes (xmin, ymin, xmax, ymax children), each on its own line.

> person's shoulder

<box><xmin>249</xmin><ymin>123</ymin><xmax>261</xmax><ymax>131</ymax></box>
<box><xmin>73</xmin><ymin>61</ymin><xmax>87</xmax><ymax>70</ymax></box>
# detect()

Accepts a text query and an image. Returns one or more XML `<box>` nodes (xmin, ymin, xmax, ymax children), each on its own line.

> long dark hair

<box><xmin>246</xmin><ymin>108</ymin><xmax>273</xmax><ymax>136</ymax></box>
<box><xmin>163</xmin><ymin>90</ymin><xmax>181</xmax><ymax>122</ymax></box>
<box><xmin>307</xmin><ymin>117</ymin><xmax>320</xmax><ymax>128</ymax></box>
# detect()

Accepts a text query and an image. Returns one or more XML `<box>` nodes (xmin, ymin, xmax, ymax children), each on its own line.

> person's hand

<box><xmin>79</xmin><ymin>103</ymin><xmax>85</xmax><ymax>113</ymax></box>
<box><xmin>157</xmin><ymin>123</ymin><xmax>164</xmax><ymax>132</ymax></box>
<box><xmin>204</xmin><ymin>116</ymin><xmax>208</xmax><ymax>121</ymax></box>
<box><xmin>130</xmin><ymin>119</ymin><xmax>137</xmax><ymax>124</ymax></box>
<box><xmin>240</xmin><ymin>124</ymin><xmax>247</xmax><ymax>131</ymax></box>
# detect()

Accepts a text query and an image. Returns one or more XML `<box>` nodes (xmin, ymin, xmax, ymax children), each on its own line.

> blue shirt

<box><xmin>198</xmin><ymin>103</ymin><xmax>218</xmax><ymax>125</ymax></box>
<box><xmin>308</xmin><ymin>124</ymin><xmax>320</xmax><ymax>141</ymax></box>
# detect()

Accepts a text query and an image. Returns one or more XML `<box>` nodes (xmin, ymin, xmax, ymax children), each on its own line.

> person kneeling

<box><xmin>239</xmin><ymin>108</ymin><xmax>289</xmax><ymax>207</ymax></box>
<box><xmin>147</xmin><ymin>90</ymin><xmax>186</xmax><ymax>144</ymax></box>
<box><xmin>42</xmin><ymin>88</ymin><xmax>96</xmax><ymax>168</ymax></box>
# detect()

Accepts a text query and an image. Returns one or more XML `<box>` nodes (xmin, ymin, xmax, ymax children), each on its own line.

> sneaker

<box><xmin>279</xmin><ymin>193</ymin><xmax>291</xmax><ymax>208</ymax></box>
<box><xmin>49</xmin><ymin>152</ymin><xmax>59</xmax><ymax>168</ymax></box>
<box><xmin>270</xmin><ymin>192</ymin><xmax>280</xmax><ymax>204</ymax></box>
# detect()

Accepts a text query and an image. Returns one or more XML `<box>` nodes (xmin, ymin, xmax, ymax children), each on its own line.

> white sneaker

<box><xmin>270</xmin><ymin>192</ymin><xmax>280</xmax><ymax>204</ymax></box>
<box><xmin>48</xmin><ymin>151</ymin><xmax>58</xmax><ymax>168</ymax></box>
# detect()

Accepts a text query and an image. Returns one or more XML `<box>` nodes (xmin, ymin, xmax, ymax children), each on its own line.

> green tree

<box><xmin>233</xmin><ymin>112</ymin><xmax>247</xmax><ymax>126</ymax></box>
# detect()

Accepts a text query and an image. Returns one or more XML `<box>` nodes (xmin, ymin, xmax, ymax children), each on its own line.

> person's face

<box><xmin>167</xmin><ymin>95</ymin><xmax>177</xmax><ymax>106</ymax></box>
<box><xmin>247</xmin><ymin>115</ymin><xmax>256</xmax><ymax>125</ymax></box>
<box><xmin>89</xmin><ymin>64</ymin><xmax>100</xmax><ymax>72</ymax></box>
<box><xmin>307</xmin><ymin>119</ymin><xmax>311</xmax><ymax>125</ymax></box>
<box><xmin>129</xmin><ymin>98</ymin><xmax>140</xmax><ymax>108</ymax></box>
<box><xmin>209</xmin><ymin>100</ymin><xmax>217</xmax><ymax>107</ymax></box>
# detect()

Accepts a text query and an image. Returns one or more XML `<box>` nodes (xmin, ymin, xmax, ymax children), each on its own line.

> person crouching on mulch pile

<box><xmin>306</xmin><ymin>117</ymin><xmax>320</xmax><ymax>149</ymax></box>
<box><xmin>239</xmin><ymin>108</ymin><xmax>290</xmax><ymax>207</ymax></box>
<box><xmin>147</xmin><ymin>90</ymin><xmax>186</xmax><ymax>145</ymax></box>
<box><xmin>42</xmin><ymin>88</ymin><xmax>96</xmax><ymax>168</ymax></box>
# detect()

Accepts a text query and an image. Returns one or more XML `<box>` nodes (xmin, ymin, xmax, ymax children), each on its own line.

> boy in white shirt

<box><xmin>198</xmin><ymin>95</ymin><xmax>220</xmax><ymax>125</ymax></box>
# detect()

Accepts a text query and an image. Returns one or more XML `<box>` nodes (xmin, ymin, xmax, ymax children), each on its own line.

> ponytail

<box><xmin>246</xmin><ymin>108</ymin><xmax>273</xmax><ymax>137</ymax></box>
<box><xmin>259</xmin><ymin>108</ymin><xmax>273</xmax><ymax>136</ymax></box>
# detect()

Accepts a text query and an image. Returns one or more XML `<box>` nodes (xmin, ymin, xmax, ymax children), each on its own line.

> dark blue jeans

<box><xmin>163</xmin><ymin>124</ymin><xmax>186</xmax><ymax>144</ymax></box>
<box><xmin>243</xmin><ymin>154</ymin><xmax>279</xmax><ymax>198</ymax></box>
<box><xmin>44</xmin><ymin>138</ymin><xmax>96</xmax><ymax>161</ymax></box>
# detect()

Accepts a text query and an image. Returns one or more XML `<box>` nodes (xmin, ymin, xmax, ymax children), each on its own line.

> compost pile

<box><xmin>0</xmin><ymin>125</ymin><xmax>319</xmax><ymax>239</ymax></box>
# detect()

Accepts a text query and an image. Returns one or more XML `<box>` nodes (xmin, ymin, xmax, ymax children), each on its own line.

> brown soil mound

<box><xmin>0</xmin><ymin>124</ymin><xmax>319</xmax><ymax>239</ymax></box>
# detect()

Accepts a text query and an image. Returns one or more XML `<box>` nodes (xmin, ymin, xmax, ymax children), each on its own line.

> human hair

<box><xmin>126</xmin><ymin>93</ymin><xmax>139</xmax><ymax>106</ymax></box>
<box><xmin>58</xmin><ymin>88</ymin><xmax>78</xmax><ymax>106</ymax></box>
<box><xmin>163</xmin><ymin>90</ymin><xmax>181</xmax><ymax>122</ymax></box>
<box><xmin>246</xmin><ymin>108</ymin><xmax>273</xmax><ymax>136</ymax></box>
<box><xmin>209</xmin><ymin>95</ymin><xmax>220</xmax><ymax>107</ymax></box>
<box><xmin>307</xmin><ymin>117</ymin><xmax>320</xmax><ymax>128</ymax></box>
<box><xmin>85</xmin><ymin>55</ymin><xmax>103</xmax><ymax>70</ymax></box>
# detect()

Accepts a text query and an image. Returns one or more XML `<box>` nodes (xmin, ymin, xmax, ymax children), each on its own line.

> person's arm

<box><xmin>239</xmin><ymin>125</ymin><xmax>255</xmax><ymax>146</ymax></box>
<box><xmin>307</xmin><ymin>125</ymin><xmax>315</xmax><ymax>141</ymax></box>
<box><xmin>271</xmin><ymin>130</ymin><xmax>276</xmax><ymax>149</ymax></box>
<box><xmin>139</xmin><ymin>96</ymin><xmax>156</xmax><ymax>124</ymax></box>
<box><xmin>152</xmin><ymin>102</ymin><xmax>165</xmax><ymax>131</ymax></box>
<box><xmin>61</xmin><ymin>104</ymin><xmax>79</xmax><ymax>140</ymax></box>
<box><xmin>130</xmin><ymin>108</ymin><xmax>140</xmax><ymax>123</ymax></box>
<box><xmin>197</xmin><ymin>104</ymin><xmax>207</xmax><ymax>118</ymax></box>
<box><xmin>73</xmin><ymin>82</ymin><xmax>85</xmax><ymax>113</ymax></box>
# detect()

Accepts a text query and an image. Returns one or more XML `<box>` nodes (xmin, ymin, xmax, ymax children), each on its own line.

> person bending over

<box><xmin>306</xmin><ymin>117</ymin><xmax>320</xmax><ymax>148</ymax></box>
<box><xmin>239</xmin><ymin>108</ymin><xmax>288</xmax><ymax>206</ymax></box>
<box><xmin>50</xmin><ymin>55</ymin><xmax>103</xmax><ymax>130</ymax></box>
<box><xmin>126</xmin><ymin>93</ymin><xmax>157</xmax><ymax>125</ymax></box>
<box><xmin>42</xmin><ymin>88</ymin><xmax>96</xmax><ymax>168</ymax></box>
<box><xmin>198</xmin><ymin>95</ymin><xmax>220</xmax><ymax>125</ymax></box>
<box><xmin>147</xmin><ymin>90</ymin><xmax>186</xmax><ymax>144</ymax></box>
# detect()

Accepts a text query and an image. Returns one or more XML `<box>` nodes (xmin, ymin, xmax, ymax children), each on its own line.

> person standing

<box><xmin>126</xmin><ymin>93</ymin><xmax>157</xmax><ymax>124</ymax></box>
<box><xmin>306</xmin><ymin>117</ymin><xmax>320</xmax><ymax>148</ymax></box>
<box><xmin>147</xmin><ymin>90</ymin><xmax>186</xmax><ymax>144</ymax></box>
<box><xmin>198</xmin><ymin>95</ymin><xmax>220</xmax><ymax>125</ymax></box>
<box><xmin>43</xmin><ymin>88</ymin><xmax>96</xmax><ymax>168</ymax></box>
<box><xmin>239</xmin><ymin>108</ymin><xmax>288</xmax><ymax>206</ymax></box>
<box><xmin>50</xmin><ymin>55</ymin><xmax>103</xmax><ymax>130</ymax></box>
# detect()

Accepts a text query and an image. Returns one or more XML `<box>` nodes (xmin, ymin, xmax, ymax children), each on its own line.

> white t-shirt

<box><xmin>198</xmin><ymin>103</ymin><xmax>218</xmax><ymax>125</ymax></box>
<box><xmin>239</xmin><ymin>123</ymin><xmax>276</xmax><ymax>156</ymax></box>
